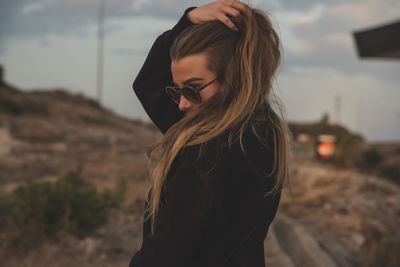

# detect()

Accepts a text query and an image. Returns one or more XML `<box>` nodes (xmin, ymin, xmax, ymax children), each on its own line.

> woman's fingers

<box><xmin>217</xmin><ymin>2</ymin><xmax>246</xmax><ymax>30</ymax></box>
<box><xmin>222</xmin><ymin>6</ymin><xmax>241</xmax><ymax>18</ymax></box>
<box><xmin>218</xmin><ymin>0</ymin><xmax>248</xmax><ymax>13</ymax></box>
<box><xmin>231</xmin><ymin>1</ymin><xmax>249</xmax><ymax>14</ymax></box>
<box><xmin>217</xmin><ymin>13</ymin><xmax>239</xmax><ymax>31</ymax></box>
<box><xmin>187</xmin><ymin>0</ymin><xmax>248</xmax><ymax>30</ymax></box>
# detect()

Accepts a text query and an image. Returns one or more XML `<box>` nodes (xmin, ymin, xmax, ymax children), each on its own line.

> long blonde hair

<box><xmin>145</xmin><ymin>6</ymin><xmax>290</xmax><ymax>236</ymax></box>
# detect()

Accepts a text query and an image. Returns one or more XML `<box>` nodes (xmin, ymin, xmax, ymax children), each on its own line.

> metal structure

<box><xmin>353</xmin><ymin>20</ymin><xmax>400</xmax><ymax>59</ymax></box>
<box><xmin>97</xmin><ymin>0</ymin><xmax>107</xmax><ymax>104</ymax></box>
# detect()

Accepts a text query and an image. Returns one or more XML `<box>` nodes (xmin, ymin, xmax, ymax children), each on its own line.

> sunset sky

<box><xmin>0</xmin><ymin>0</ymin><xmax>399</xmax><ymax>141</ymax></box>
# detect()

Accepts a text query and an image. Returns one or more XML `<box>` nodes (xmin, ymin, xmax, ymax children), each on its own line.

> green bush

<box><xmin>0</xmin><ymin>168</ymin><xmax>126</xmax><ymax>250</ymax></box>
<box><xmin>361</xmin><ymin>147</ymin><xmax>383</xmax><ymax>166</ymax></box>
<box><xmin>0</xmin><ymin>92</ymin><xmax>49</xmax><ymax>116</ymax></box>
<box><xmin>379</xmin><ymin>165</ymin><xmax>400</xmax><ymax>184</ymax></box>
<box><xmin>331</xmin><ymin>133</ymin><xmax>364</xmax><ymax>167</ymax></box>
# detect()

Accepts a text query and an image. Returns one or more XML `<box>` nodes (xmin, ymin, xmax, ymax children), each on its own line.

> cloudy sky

<box><xmin>0</xmin><ymin>0</ymin><xmax>399</xmax><ymax>142</ymax></box>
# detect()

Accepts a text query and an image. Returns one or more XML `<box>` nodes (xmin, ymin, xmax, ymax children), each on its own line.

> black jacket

<box><xmin>129</xmin><ymin>7</ymin><xmax>282</xmax><ymax>267</ymax></box>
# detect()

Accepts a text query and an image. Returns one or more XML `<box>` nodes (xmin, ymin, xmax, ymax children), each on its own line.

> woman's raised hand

<box><xmin>187</xmin><ymin>0</ymin><xmax>248</xmax><ymax>31</ymax></box>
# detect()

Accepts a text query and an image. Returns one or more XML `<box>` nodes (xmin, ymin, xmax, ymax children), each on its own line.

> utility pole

<box><xmin>395</xmin><ymin>111</ymin><xmax>400</xmax><ymax>140</ymax></box>
<box><xmin>96</xmin><ymin>0</ymin><xmax>107</xmax><ymax>104</ymax></box>
<box><xmin>334</xmin><ymin>94</ymin><xmax>342</xmax><ymax>125</ymax></box>
<box><xmin>357</xmin><ymin>97</ymin><xmax>363</xmax><ymax>136</ymax></box>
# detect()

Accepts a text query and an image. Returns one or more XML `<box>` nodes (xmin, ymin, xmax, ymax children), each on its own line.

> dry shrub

<box><xmin>360</xmin><ymin>220</ymin><xmax>400</xmax><ymax>267</ymax></box>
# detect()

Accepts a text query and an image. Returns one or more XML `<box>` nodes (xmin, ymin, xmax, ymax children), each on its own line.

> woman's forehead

<box><xmin>171</xmin><ymin>53</ymin><xmax>214</xmax><ymax>84</ymax></box>
<box><xmin>172</xmin><ymin>54</ymin><xmax>207</xmax><ymax>72</ymax></box>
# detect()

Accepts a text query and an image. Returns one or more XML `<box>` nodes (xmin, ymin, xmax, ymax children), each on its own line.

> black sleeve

<box><xmin>132</xmin><ymin>7</ymin><xmax>196</xmax><ymax>134</ymax></box>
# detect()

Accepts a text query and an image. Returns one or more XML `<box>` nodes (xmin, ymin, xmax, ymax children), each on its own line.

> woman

<box><xmin>129</xmin><ymin>1</ymin><xmax>290</xmax><ymax>266</ymax></box>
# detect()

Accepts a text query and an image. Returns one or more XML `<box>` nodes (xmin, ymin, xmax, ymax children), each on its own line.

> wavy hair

<box><xmin>145</xmin><ymin>6</ymin><xmax>290</xmax><ymax>236</ymax></box>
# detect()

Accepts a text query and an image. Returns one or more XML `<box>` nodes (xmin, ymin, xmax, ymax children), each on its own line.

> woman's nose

<box><xmin>178</xmin><ymin>95</ymin><xmax>192</xmax><ymax>112</ymax></box>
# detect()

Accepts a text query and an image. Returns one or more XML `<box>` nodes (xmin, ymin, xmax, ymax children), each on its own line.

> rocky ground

<box><xmin>1</xmin><ymin>84</ymin><xmax>399</xmax><ymax>267</ymax></box>
<box><xmin>269</xmin><ymin>157</ymin><xmax>400</xmax><ymax>267</ymax></box>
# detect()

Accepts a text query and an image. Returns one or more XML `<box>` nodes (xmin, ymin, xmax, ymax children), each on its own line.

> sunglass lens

<box><xmin>166</xmin><ymin>87</ymin><xmax>180</xmax><ymax>104</ymax></box>
<box><xmin>183</xmin><ymin>87</ymin><xmax>201</xmax><ymax>103</ymax></box>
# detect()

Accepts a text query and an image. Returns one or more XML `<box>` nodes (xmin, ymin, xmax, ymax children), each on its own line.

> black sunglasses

<box><xmin>165</xmin><ymin>78</ymin><xmax>217</xmax><ymax>104</ymax></box>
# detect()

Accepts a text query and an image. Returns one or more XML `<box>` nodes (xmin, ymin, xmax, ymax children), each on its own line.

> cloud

<box><xmin>275</xmin><ymin>0</ymin><xmax>364</xmax><ymax>11</ymax></box>
<box><xmin>280</xmin><ymin>0</ymin><xmax>400</xmax><ymax>82</ymax></box>
<box><xmin>1</xmin><ymin>0</ymin><xmax>399</xmax><ymax>82</ymax></box>
<box><xmin>0</xmin><ymin>0</ymin><xmax>172</xmax><ymax>52</ymax></box>
<box><xmin>20</xmin><ymin>1</ymin><xmax>50</xmax><ymax>15</ymax></box>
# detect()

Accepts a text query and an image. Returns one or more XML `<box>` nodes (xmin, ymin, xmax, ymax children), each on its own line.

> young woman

<box><xmin>129</xmin><ymin>1</ymin><xmax>290</xmax><ymax>266</ymax></box>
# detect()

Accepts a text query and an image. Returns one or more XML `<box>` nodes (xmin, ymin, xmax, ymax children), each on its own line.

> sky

<box><xmin>0</xmin><ymin>0</ymin><xmax>399</xmax><ymax>142</ymax></box>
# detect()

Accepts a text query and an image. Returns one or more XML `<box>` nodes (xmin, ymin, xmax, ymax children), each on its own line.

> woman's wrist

<box><xmin>187</xmin><ymin>9</ymin><xmax>199</xmax><ymax>24</ymax></box>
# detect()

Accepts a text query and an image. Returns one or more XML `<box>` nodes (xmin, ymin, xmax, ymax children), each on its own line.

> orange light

<box><xmin>317</xmin><ymin>142</ymin><xmax>335</xmax><ymax>159</ymax></box>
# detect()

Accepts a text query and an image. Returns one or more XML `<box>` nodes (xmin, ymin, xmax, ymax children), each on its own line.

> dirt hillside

<box><xmin>1</xmin><ymin>82</ymin><xmax>399</xmax><ymax>267</ymax></box>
